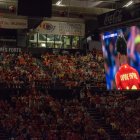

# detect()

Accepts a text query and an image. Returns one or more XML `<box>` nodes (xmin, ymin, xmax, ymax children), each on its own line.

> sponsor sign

<box><xmin>98</xmin><ymin>3</ymin><xmax>140</xmax><ymax>28</ymax></box>
<box><xmin>37</xmin><ymin>21</ymin><xmax>85</xmax><ymax>36</ymax></box>
<box><xmin>103</xmin><ymin>9</ymin><xmax>123</xmax><ymax>26</ymax></box>
<box><xmin>0</xmin><ymin>18</ymin><xmax>27</xmax><ymax>29</ymax></box>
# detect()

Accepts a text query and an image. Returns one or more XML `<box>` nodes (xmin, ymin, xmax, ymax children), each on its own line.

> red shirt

<box><xmin>115</xmin><ymin>64</ymin><xmax>140</xmax><ymax>90</ymax></box>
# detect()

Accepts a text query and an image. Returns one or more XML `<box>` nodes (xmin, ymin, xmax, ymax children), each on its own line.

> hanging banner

<box><xmin>0</xmin><ymin>18</ymin><xmax>27</xmax><ymax>29</ymax></box>
<box><xmin>36</xmin><ymin>21</ymin><xmax>85</xmax><ymax>36</ymax></box>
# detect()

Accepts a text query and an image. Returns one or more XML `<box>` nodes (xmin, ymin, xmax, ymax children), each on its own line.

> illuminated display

<box><xmin>103</xmin><ymin>33</ymin><xmax>118</xmax><ymax>40</ymax></box>
<box><xmin>101</xmin><ymin>25</ymin><xmax>140</xmax><ymax>90</ymax></box>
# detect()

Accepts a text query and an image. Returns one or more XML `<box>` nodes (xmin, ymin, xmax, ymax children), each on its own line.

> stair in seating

<box><xmin>0</xmin><ymin>127</ymin><xmax>9</xmax><ymax>140</ymax></box>
<box><xmin>87</xmin><ymin>108</ymin><xmax>124</xmax><ymax>140</ymax></box>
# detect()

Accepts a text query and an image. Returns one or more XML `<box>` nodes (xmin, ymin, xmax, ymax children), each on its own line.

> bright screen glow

<box><xmin>101</xmin><ymin>25</ymin><xmax>140</xmax><ymax>90</ymax></box>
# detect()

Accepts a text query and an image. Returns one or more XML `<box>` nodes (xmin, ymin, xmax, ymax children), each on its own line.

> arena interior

<box><xmin>0</xmin><ymin>0</ymin><xmax>140</xmax><ymax>140</ymax></box>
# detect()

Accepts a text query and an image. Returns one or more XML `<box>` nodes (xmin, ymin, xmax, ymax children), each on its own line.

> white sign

<box><xmin>0</xmin><ymin>47</ymin><xmax>21</xmax><ymax>53</ymax></box>
<box><xmin>37</xmin><ymin>21</ymin><xmax>85</xmax><ymax>36</ymax></box>
<box><xmin>0</xmin><ymin>18</ymin><xmax>27</xmax><ymax>29</ymax></box>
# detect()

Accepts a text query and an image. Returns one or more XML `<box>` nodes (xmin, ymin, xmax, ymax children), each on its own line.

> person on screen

<box><xmin>115</xmin><ymin>34</ymin><xmax>140</xmax><ymax>90</ymax></box>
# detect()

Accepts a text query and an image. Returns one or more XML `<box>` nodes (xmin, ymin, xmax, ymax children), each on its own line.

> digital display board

<box><xmin>101</xmin><ymin>25</ymin><xmax>140</xmax><ymax>90</ymax></box>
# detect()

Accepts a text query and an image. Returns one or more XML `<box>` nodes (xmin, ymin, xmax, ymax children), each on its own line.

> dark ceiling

<box><xmin>0</xmin><ymin>0</ymin><xmax>139</xmax><ymax>18</ymax></box>
<box><xmin>51</xmin><ymin>0</ymin><xmax>140</xmax><ymax>18</ymax></box>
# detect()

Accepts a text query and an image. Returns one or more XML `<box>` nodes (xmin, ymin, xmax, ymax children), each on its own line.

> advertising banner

<box><xmin>37</xmin><ymin>21</ymin><xmax>85</xmax><ymax>36</ymax></box>
<box><xmin>0</xmin><ymin>18</ymin><xmax>27</xmax><ymax>29</ymax></box>
<box><xmin>98</xmin><ymin>3</ymin><xmax>140</xmax><ymax>28</ymax></box>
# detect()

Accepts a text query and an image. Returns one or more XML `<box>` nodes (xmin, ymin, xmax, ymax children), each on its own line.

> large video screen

<box><xmin>101</xmin><ymin>25</ymin><xmax>140</xmax><ymax>90</ymax></box>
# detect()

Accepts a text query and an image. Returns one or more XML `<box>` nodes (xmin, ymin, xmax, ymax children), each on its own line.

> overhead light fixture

<box><xmin>41</xmin><ymin>43</ymin><xmax>46</xmax><ymax>47</ymax></box>
<box><xmin>56</xmin><ymin>0</ymin><xmax>62</xmax><ymax>6</ymax></box>
<box><xmin>123</xmin><ymin>0</ymin><xmax>134</xmax><ymax>7</ymax></box>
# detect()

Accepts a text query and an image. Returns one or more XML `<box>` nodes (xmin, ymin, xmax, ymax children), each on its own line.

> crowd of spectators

<box><xmin>41</xmin><ymin>49</ymin><xmax>106</xmax><ymax>89</ymax></box>
<box><xmin>0</xmin><ymin>49</ymin><xmax>139</xmax><ymax>140</ymax></box>
<box><xmin>0</xmin><ymin>52</ymin><xmax>48</xmax><ymax>87</ymax></box>
<box><xmin>89</xmin><ymin>92</ymin><xmax>140</xmax><ymax>140</ymax></box>
<box><xmin>0</xmin><ymin>89</ymin><xmax>109</xmax><ymax>140</ymax></box>
<box><xmin>104</xmin><ymin>98</ymin><xmax>140</xmax><ymax>140</ymax></box>
<box><xmin>1</xmin><ymin>87</ymin><xmax>139</xmax><ymax>140</ymax></box>
<box><xmin>0</xmin><ymin>49</ymin><xmax>106</xmax><ymax>89</ymax></box>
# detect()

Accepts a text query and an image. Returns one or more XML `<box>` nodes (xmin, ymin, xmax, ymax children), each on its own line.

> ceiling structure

<box><xmin>53</xmin><ymin>0</ymin><xmax>121</xmax><ymax>9</ymax></box>
<box><xmin>0</xmin><ymin>0</ymin><xmax>139</xmax><ymax>19</ymax></box>
<box><xmin>53</xmin><ymin>0</ymin><xmax>140</xmax><ymax>8</ymax></box>
<box><xmin>0</xmin><ymin>0</ymin><xmax>138</xmax><ymax>33</ymax></box>
<box><xmin>52</xmin><ymin>0</ymin><xmax>140</xmax><ymax>19</ymax></box>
